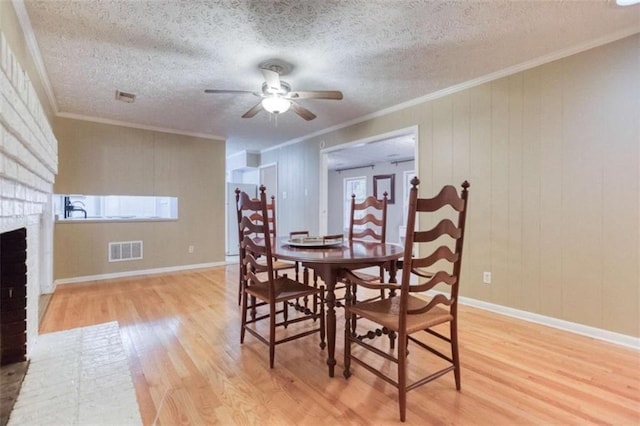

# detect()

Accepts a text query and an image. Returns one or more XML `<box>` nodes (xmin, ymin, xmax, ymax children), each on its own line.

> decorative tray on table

<box><xmin>286</xmin><ymin>236</ymin><xmax>344</xmax><ymax>248</ymax></box>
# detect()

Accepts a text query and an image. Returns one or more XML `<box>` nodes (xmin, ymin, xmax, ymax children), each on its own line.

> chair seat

<box><xmin>256</xmin><ymin>258</ymin><xmax>296</xmax><ymax>271</ymax></box>
<box><xmin>349</xmin><ymin>270</ymin><xmax>382</xmax><ymax>283</ymax></box>
<box><xmin>246</xmin><ymin>276</ymin><xmax>319</xmax><ymax>303</ymax></box>
<box><xmin>349</xmin><ymin>295</ymin><xmax>453</xmax><ymax>334</ymax></box>
<box><xmin>273</xmin><ymin>259</ymin><xmax>296</xmax><ymax>271</ymax></box>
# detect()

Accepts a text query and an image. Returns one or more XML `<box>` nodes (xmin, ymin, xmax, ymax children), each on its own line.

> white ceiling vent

<box><xmin>109</xmin><ymin>241</ymin><xmax>143</xmax><ymax>262</ymax></box>
<box><xmin>115</xmin><ymin>90</ymin><xmax>136</xmax><ymax>103</ymax></box>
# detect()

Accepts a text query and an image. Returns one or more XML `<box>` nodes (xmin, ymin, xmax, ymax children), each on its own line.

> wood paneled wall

<box><xmin>53</xmin><ymin>118</ymin><xmax>226</xmax><ymax>280</ymax></box>
<box><xmin>263</xmin><ymin>35</ymin><xmax>640</xmax><ymax>337</ymax></box>
<box><xmin>261</xmin><ymin>141</ymin><xmax>321</xmax><ymax>236</ymax></box>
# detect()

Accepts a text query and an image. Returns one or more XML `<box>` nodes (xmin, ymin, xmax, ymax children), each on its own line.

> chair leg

<box><xmin>269</xmin><ymin>301</ymin><xmax>276</xmax><ymax>369</ymax></box>
<box><xmin>237</xmin><ymin>262</ymin><xmax>243</xmax><ymax>306</ymax></box>
<box><xmin>240</xmin><ymin>290</ymin><xmax>248</xmax><ymax>344</ymax></box>
<box><xmin>389</xmin><ymin>330</ymin><xmax>396</xmax><ymax>350</ymax></box>
<box><xmin>303</xmin><ymin>267</ymin><xmax>310</xmax><ymax>314</ymax></box>
<box><xmin>397</xmin><ymin>331</ymin><xmax>408</xmax><ymax>422</ymax></box>
<box><xmin>250</xmin><ymin>295</ymin><xmax>257</xmax><ymax>321</ymax></box>
<box><xmin>350</xmin><ymin>283</ymin><xmax>357</xmax><ymax>335</ymax></box>
<box><xmin>278</xmin><ymin>272</ymin><xmax>289</xmax><ymax>328</ymax></box>
<box><xmin>451</xmin><ymin>318</ymin><xmax>461</xmax><ymax>390</ymax></box>
<box><xmin>283</xmin><ymin>300</ymin><xmax>289</xmax><ymax>328</ymax></box>
<box><xmin>343</xmin><ymin>284</ymin><xmax>352</xmax><ymax>379</ymax></box>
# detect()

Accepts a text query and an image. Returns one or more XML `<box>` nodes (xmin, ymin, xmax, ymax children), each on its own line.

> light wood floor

<box><xmin>40</xmin><ymin>265</ymin><xmax>640</xmax><ymax>425</ymax></box>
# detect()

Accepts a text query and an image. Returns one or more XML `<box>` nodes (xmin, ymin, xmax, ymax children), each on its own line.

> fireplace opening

<box><xmin>1</xmin><ymin>227</ymin><xmax>27</xmax><ymax>365</ymax></box>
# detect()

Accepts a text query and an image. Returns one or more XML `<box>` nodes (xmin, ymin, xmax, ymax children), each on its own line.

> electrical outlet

<box><xmin>188</xmin><ymin>245</ymin><xmax>194</xmax><ymax>253</ymax></box>
<box><xmin>483</xmin><ymin>271</ymin><xmax>492</xmax><ymax>284</ymax></box>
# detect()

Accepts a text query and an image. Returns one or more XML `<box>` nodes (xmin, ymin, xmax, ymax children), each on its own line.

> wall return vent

<box><xmin>115</xmin><ymin>90</ymin><xmax>136</xmax><ymax>103</ymax></box>
<box><xmin>109</xmin><ymin>241</ymin><xmax>143</xmax><ymax>262</ymax></box>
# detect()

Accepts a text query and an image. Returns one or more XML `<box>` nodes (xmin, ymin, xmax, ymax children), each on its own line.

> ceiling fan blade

<box><xmin>261</xmin><ymin>68</ymin><xmax>282</xmax><ymax>92</ymax></box>
<box><xmin>290</xmin><ymin>101</ymin><xmax>316</xmax><ymax>121</ymax></box>
<box><xmin>204</xmin><ymin>89</ymin><xmax>258</xmax><ymax>95</ymax></box>
<box><xmin>287</xmin><ymin>90</ymin><xmax>343</xmax><ymax>100</ymax></box>
<box><xmin>242</xmin><ymin>102</ymin><xmax>263</xmax><ymax>118</ymax></box>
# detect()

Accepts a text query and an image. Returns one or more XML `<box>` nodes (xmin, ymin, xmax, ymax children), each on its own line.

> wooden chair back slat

<box><xmin>410</xmin><ymin>245</ymin><xmax>459</xmax><ymax>270</ymax></box>
<box><xmin>415</xmin><ymin>185</ymin><xmax>466</xmax><ymax>213</ymax></box>
<box><xmin>400</xmin><ymin>179</ymin><xmax>470</xmax><ymax>318</ymax></box>
<box><xmin>351</xmin><ymin>228</ymin><xmax>383</xmax><ymax>241</ymax></box>
<box><xmin>353</xmin><ymin>196</ymin><xmax>386</xmax><ymax>210</ymax></box>
<box><xmin>410</xmin><ymin>270</ymin><xmax>457</xmax><ymax>293</ymax></box>
<box><xmin>414</xmin><ymin>219</ymin><xmax>462</xmax><ymax>243</ymax></box>
<box><xmin>353</xmin><ymin>213</ymin><xmax>384</xmax><ymax>227</ymax></box>
<box><xmin>236</xmin><ymin>185</ymin><xmax>276</xmax><ymax>298</ymax></box>
<box><xmin>348</xmin><ymin>193</ymin><xmax>388</xmax><ymax>243</ymax></box>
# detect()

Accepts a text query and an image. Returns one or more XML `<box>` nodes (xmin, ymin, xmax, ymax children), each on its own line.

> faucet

<box><xmin>64</xmin><ymin>196</ymin><xmax>87</xmax><ymax>219</ymax></box>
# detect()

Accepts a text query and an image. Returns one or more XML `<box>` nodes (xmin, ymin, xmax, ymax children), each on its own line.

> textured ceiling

<box><xmin>327</xmin><ymin>134</ymin><xmax>415</xmax><ymax>171</ymax></box>
<box><xmin>21</xmin><ymin>0</ymin><xmax>640</xmax><ymax>155</ymax></box>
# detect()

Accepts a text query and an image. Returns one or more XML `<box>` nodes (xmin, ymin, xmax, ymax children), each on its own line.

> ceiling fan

<box><xmin>204</xmin><ymin>60</ymin><xmax>343</xmax><ymax>121</ymax></box>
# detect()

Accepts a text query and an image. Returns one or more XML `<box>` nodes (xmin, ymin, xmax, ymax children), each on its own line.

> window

<box><xmin>54</xmin><ymin>194</ymin><xmax>178</xmax><ymax>221</ymax></box>
<box><xmin>343</xmin><ymin>176</ymin><xmax>366</xmax><ymax>230</ymax></box>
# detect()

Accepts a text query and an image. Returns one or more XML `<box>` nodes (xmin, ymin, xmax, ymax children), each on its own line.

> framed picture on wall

<box><xmin>373</xmin><ymin>174</ymin><xmax>395</xmax><ymax>204</ymax></box>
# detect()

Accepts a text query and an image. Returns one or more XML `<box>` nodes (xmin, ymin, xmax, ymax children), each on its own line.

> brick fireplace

<box><xmin>1</xmin><ymin>228</ymin><xmax>27</xmax><ymax>364</ymax></box>
<box><xmin>0</xmin><ymin>31</ymin><xmax>58</xmax><ymax>362</ymax></box>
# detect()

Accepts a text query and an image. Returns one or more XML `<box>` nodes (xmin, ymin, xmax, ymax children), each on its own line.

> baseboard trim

<box><xmin>458</xmin><ymin>295</ymin><xmax>640</xmax><ymax>350</ymax></box>
<box><xmin>53</xmin><ymin>266</ymin><xmax>639</xmax><ymax>349</ymax></box>
<box><xmin>54</xmin><ymin>262</ymin><xmax>227</xmax><ymax>285</ymax></box>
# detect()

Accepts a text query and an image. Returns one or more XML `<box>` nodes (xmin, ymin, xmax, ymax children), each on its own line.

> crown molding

<box><xmin>56</xmin><ymin>112</ymin><xmax>225</xmax><ymax>141</ymax></box>
<box><xmin>11</xmin><ymin>0</ymin><xmax>59</xmax><ymax>113</ymax></box>
<box><xmin>263</xmin><ymin>26</ymin><xmax>640</xmax><ymax>155</ymax></box>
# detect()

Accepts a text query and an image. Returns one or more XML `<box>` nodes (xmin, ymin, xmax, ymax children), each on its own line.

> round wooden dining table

<box><xmin>272</xmin><ymin>237</ymin><xmax>404</xmax><ymax>377</ymax></box>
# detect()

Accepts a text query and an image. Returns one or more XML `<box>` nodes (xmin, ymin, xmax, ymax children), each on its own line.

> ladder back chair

<box><xmin>347</xmin><ymin>191</ymin><xmax>389</xmax><ymax>287</ymax></box>
<box><xmin>343</xmin><ymin>177</ymin><xmax>470</xmax><ymax>422</ymax></box>
<box><xmin>235</xmin><ymin>191</ymin><xmax>299</xmax><ymax>305</ymax></box>
<box><xmin>237</xmin><ymin>186</ymin><xmax>325</xmax><ymax>368</ymax></box>
<box><xmin>341</xmin><ymin>192</ymin><xmax>391</xmax><ymax>340</ymax></box>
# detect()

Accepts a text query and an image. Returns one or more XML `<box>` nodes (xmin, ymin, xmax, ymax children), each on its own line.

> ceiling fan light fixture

<box><xmin>262</xmin><ymin>95</ymin><xmax>291</xmax><ymax>114</ymax></box>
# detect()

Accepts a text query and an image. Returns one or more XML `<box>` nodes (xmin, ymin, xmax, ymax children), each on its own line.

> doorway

<box><xmin>319</xmin><ymin>126</ymin><xmax>418</xmax><ymax>244</ymax></box>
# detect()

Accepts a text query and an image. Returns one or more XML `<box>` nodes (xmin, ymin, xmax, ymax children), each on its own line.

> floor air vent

<box><xmin>109</xmin><ymin>241</ymin><xmax>143</xmax><ymax>262</ymax></box>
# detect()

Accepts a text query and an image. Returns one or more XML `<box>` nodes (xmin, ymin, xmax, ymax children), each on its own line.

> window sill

<box><xmin>55</xmin><ymin>217</ymin><xmax>178</xmax><ymax>224</ymax></box>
